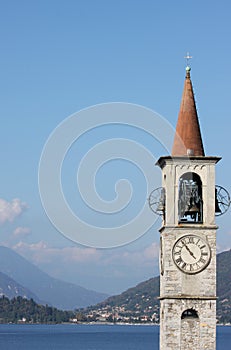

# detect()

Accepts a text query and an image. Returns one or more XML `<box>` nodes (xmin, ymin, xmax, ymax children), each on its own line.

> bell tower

<box><xmin>156</xmin><ymin>65</ymin><xmax>220</xmax><ymax>350</ymax></box>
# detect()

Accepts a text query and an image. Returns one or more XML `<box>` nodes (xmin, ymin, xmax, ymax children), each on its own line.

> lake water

<box><xmin>0</xmin><ymin>324</ymin><xmax>230</xmax><ymax>350</ymax></box>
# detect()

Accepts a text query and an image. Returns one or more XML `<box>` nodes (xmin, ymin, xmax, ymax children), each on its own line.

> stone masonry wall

<box><xmin>160</xmin><ymin>299</ymin><xmax>216</xmax><ymax>350</ymax></box>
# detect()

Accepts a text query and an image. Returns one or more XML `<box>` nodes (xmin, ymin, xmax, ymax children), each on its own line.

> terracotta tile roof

<box><xmin>172</xmin><ymin>67</ymin><xmax>205</xmax><ymax>156</ymax></box>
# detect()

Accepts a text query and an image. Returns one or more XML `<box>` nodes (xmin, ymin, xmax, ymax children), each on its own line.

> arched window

<box><xmin>181</xmin><ymin>308</ymin><xmax>200</xmax><ymax>349</ymax></box>
<box><xmin>178</xmin><ymin>172</ymin><xmax>203</xmax><ymax>223</ymax></box>
<box><xmin>181</xmin><ymin>308</ymin><xmax>199</xmax><ymax>319</ymax></box>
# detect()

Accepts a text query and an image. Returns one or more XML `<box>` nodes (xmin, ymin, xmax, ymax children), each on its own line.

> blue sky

<box><xmin>1</xmin><ymin>0</ymin><xmax>231</xmax><ymax>295</ymax></box>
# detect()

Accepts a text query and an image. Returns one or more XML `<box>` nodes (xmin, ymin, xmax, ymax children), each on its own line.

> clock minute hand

<box><xmin>182</xmin><ymin>241</ymin><xmax>196</xmax><ymax>259</ymax></box>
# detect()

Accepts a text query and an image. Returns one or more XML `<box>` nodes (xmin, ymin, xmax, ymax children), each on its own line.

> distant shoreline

<box><xmin>1</xmin><ymin>322</ymin><xmax>230</xmax><ymax>327</ymax></box>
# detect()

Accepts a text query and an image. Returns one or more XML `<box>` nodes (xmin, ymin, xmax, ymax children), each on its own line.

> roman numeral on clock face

<box><xmin>175</xmin><ymin>257</ymin><xmax>183</xmax><ymax>265</ymax></box>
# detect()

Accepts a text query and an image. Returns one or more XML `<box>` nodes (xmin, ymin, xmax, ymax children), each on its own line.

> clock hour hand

<box><xmin>182</xmin><ymin>241</ymin><xmax>196</xmax><ymax>259</ymax></box>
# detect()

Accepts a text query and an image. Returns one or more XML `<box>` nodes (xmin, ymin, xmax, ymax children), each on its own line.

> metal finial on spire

<box><xmin>184</xmin><ymin>52</ymin><xmax>192</xmax><ymax>76</ymax></box>
<box><xmin>184</xmin><ymin>52</ymin><xmax>192</xmax><ymax>67</ymax></box>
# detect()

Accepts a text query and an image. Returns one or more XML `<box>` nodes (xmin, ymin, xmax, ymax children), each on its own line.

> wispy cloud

<box><xmin>13</xmin><ymin>226</ymin><xmax>31</xmax><ymax>238</ymax></box>
<box><xmin>13</xmin><ymin>241</ymin><xmax>102</xmax><ymax>265</ymax></box>
<box><xmin>101</xmin><ymin>242</ymin><xmax>159</xmax><ymax>267</ymax></box>
<box><xmin>12</xmin><ymin>239</ymin><xmax>159</xmax><ymax>270</ymax></box>
<box><xmin>0</xmin><ymin>198</ymin><xmax>27</xmax><ymax>224</ymax></box>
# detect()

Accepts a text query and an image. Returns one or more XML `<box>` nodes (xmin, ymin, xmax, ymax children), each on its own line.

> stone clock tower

<box><xmin>156</xmin><ymin>66</ymin><xmax>220</xmax><ymax>350</ymax></box>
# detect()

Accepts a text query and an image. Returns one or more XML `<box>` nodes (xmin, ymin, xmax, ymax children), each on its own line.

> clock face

<box><xmin>172</xmin><ymin>235</ymin><xmax>211</xmax><ymax>274</ymax></box>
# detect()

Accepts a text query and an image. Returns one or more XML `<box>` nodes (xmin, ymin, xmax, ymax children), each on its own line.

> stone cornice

<box><xmin>158</xmin><ymin>295</ymin><xmax>217</xmax><ymax>300</ymax></box>
<box><xmin>156</xmin><ymin>156</ymin><xmax>221</xmax><ymax>169</ymax></box>
<box><xmin>159</xmin><ymin>224</ymin><xmax>218</xmax><ymax>233</ymax></box>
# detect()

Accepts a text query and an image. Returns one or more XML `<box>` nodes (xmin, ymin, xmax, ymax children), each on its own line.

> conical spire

<box><xmin>172</xmin><ymin>66</ymin><xmax>205</xmax><ymax>157</ymax></box>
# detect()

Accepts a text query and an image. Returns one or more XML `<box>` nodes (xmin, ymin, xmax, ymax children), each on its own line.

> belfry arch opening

<box><xmin>178</xmin><ymin>172</ymin><xmax>203</xmax><ymax>223</ymax></box>
<box><xmin>181</xmin><ymin>308</ymin><xmax>199</xmax><ymax>320</ymax></box>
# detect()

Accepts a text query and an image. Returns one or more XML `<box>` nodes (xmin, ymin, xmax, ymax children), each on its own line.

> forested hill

<box><xmin>217</xmin><ymin>249</ymin><xmax>231</xmax><ymax>322</ymax></box>
<box><xmin>0</xmin><ymin>296</ymin><xmax>75</xmax><ymax>324</ymax></box>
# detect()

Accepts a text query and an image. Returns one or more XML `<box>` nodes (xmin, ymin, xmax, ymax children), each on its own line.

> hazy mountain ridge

<box><xmin>0</xmin><ymin>246</ymin><xmax>108</xmax><ymax>310</ymax></box>
<box><xmin>0</xmin><ymin>271</ymin><xmax>41</xmax><ymax>302</ymax></box>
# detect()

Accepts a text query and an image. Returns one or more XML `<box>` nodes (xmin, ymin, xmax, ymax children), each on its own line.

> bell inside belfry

<box><xmin>178</xmin><ymin>172</ymin><xmax>203</xmax><ymax>223</ymax></box>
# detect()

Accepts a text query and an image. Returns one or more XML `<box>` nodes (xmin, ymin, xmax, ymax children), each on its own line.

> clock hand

<box><xmin>182</xmin><ymin>241</ymin><xmax>197</xmax><ymax>259</ymax></box>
